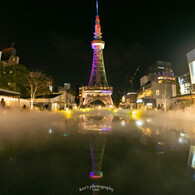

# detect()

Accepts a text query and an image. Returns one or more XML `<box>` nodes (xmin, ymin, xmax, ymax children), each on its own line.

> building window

<box><xmin>156</xmin><ymin>90</ymin><xmax>160</xmax><ymax>95</ymax></box>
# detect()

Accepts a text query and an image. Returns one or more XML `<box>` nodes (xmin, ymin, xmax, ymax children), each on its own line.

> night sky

<box><xmin>1</xmin><ymin>1</ymin><xmax>195</xmax><ymax>93</ymax></box>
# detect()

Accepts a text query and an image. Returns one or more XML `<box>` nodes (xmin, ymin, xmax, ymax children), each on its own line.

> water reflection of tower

<box><xmin>89</xmin><ymin>131</ymin><xmax>106</xmax><ymax>180</ymax></box>
<box><xmin>78</xmin><ymin>114</ymin><xmax>112</xmax><ymax>193</ymax></box>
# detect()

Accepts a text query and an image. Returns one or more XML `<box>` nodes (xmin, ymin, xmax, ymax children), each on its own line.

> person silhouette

<box><xmin>23</xmin><ymin>104</ymin><xmax>27</xmax><ymax>110</ymax></box>
<box><xmin>45</xmin><ymin>104</ymin><xmax>49</xmax><ymax>110</ymax></box>
<box><xmin>1</xmin><ymin>98</ymin><xmax>5</xmax><ymax>108</ymax></box>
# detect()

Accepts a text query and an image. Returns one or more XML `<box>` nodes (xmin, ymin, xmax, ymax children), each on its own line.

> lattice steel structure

<box><xmin>77</xmin><ymin>115</ymin><xmax>113</xmax><ymax>180</ymax></box>
<box><xmin>80</xmin><ymin>1</ymin><xmax>113</xmax><ymax>107</ymax></box>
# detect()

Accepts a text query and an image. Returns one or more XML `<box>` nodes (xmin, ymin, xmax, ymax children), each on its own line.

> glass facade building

<box><xmin>189</xmin><ymin>61</ymin><xmax>195</xmax><ymax>84</ymax></box>
<box><xmin>186</xmin><ymin>49</ymin><xmax>195</xmax><ymax>92</ymax></box>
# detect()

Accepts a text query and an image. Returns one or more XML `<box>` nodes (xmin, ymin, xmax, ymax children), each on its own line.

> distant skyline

<box><xmin>1</xmin><ymin>1</ymin><xmax>195</xmax><ymax>92</ymax></box>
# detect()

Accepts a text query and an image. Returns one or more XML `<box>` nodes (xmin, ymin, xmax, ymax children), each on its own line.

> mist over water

<box><xmin>0</xmin><ymin>108</ymin><xmax>195</xmax><ymax>194</ymax></box>
<box><xmin>0</xmin><ymin>107</ymin><xmax>195</xmax><ymax>150</ymax></box>
<box><xmin>1</xmin><ymin>106</ymin><xmax>195</xmax><ymax>131</ymax></box>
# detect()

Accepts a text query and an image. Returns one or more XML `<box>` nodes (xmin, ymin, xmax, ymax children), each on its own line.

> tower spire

<box><xmin>96</xmin><ymin>0</ymin><xmax>98</xmax><ymax>15</ymax></box>
<box><xmin>94</xmin><ymin>0</ymin><xmax>102</xmax><ymax>39</ymax></box>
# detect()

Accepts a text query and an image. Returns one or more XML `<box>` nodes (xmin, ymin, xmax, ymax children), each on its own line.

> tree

<box><xmin>6</xmin><ymin>64</ymin><xmax>29</xmax><ymax>96</ymax></box>
<box><xmin>162</xmin><ymin>83</ymin><xmax>168</xmax><ymax>112</ymax></box>
<box><xmin>24</xmin><ymin>72</ymin><xmax>52</xmax><ymax>109</ymax></box>
<box><xmin>0</xmin><ymin>63</ymin><xmax>29</xmax><ymax>96</ymax></box>
<box><xmin>0</xmin><ymin>62</ymin><xmax>6</xmax><ymax>89</ymax></box>
<box><xmin>161</xmin><ymin>83</ymin><xmax>172</xmax><ymax>112</ymax></box>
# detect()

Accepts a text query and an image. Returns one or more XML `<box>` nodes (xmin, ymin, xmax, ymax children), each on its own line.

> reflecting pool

<box><xmin>0</xmin><ymin>109</ymin><xmax>195</xmax><ymax>194</ymax></box>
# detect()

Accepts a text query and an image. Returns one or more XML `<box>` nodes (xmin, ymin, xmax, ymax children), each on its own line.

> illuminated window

<box><xmin>156</xmin><ymin>90</ymin><xmax>159</xmax><ymax>95</ymax></box>
<box><xmin>158</xmin><ymin>76</ymin><xmax>163</xmax><ymax>80</ymax></box>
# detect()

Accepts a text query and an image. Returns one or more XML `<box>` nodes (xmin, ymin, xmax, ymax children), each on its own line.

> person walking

<box><xmin>1</xmin><ymin>98</ymin><xmax>5</xmax><ymax>108</ymax></box>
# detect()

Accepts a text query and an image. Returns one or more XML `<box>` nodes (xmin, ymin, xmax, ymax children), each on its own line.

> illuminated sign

<box><xmin>101</xmin><ymin>90</ymin><xmax>112</xmax><ymax>93</ymax></box>
<box><xmin>84</xmin><ymin>90</ymin><xmax>112</xmax><ymax>95</ymax></box>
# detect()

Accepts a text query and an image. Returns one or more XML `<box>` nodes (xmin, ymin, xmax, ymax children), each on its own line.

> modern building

<box><xmin>79</xmin><ymin>1</ymin><xmax>113</xmax><ymax>107</ymax></box>
<box><xmin>1</xmin><ymin>47</ymin><xmax>19</xmax><ymax>66</ymax></box>
<box><xmin>178</xmin><ymin>73</ymin><xmax>191</xmax><ymax>95</ymax></box>
<box><xmin>170</xmin><ymin>49</ymin><xmax>195</xmax><ymax>107</ymax></box>
<box><xmin>119</xmin><ymin>92</ymin><xmax>137</xmax><ymax>109</ymax></box>
<box><xmin>137</xmin><ymin>61</ymin><xmax>177</xmax><ymax>110</ymax></box>
<box><xmin>187</xmin><ymin>49</ymin><xmax>195</xmax><ymax>93</ymax></box>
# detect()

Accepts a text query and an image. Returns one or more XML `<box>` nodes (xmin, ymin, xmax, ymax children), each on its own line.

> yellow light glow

<box><xmin>65</xmin><ymin>110</ymin><xmax>72</xmax><ymax>118</ymax></box>
<box><xmin>144</xmin><ymin>128</ymin><xmax>152</xmax><ymax>136</ymax></box>
<box><xmin>113</xmin><ymin>108</ymin><xmax>118</xmax><ymax>113</ymax></box>
<box><xmin>131</xmin><ymin>110</ymin><xmax>143</xmax><ymax>119</ymax></box>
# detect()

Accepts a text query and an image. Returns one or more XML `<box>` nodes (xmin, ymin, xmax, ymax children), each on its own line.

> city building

<box><xmin>170</xmin><ymin>49</ymin><xmax>195</xmax><ymax>107</ymax></box>
<box><xmin>1</xmin><ymin>47</ymin><xmax>19</xmax><ymax>66</ymax></box>
<box><xmin>58</xmin><ymin>86</ymin><xmax>76</xmax><ymax>108</ymax></box>
<box><xmin>137</xmin><ymin>61</ymin><xmax>177</xmax><ymax>110</ymax></box>
<box><xmin>63</xmin><ymin>83</ymin><xmax>71</xmax><ymax>91</ymax></box>
<box><xmin>119</xmin><ymin>92</ymin><xmax>137</xmax><ymax>109</ymax></box>
<box><xmin>178</xmin><ymin>73</ymin><xmax>191</xmax><ymax>95</ymax></box>
<box><xmin>33</xmin><ymin>84</ymin><xmax>76</xmax><ymax>111</ymax></box>
<box><xmin>0</xmin><ymin>88</ymin><xmax>30</xmax><ymax>108</ymax></box>
<box><xmin>34</xmin><ymin>93</ymin><xmax>66</xmax><ymax>111</ymax></box>
<box><xmin>187</xmin><ymin>49</ymin><xmax>195</xmax><ymax>93</ymax></box>
<box><xmin>79</xmin><ymin>1</ymin><xmax>113</xmax><ymax>107</ymax></box>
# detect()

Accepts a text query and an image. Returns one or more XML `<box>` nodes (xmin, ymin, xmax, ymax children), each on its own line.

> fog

<box><xmin>0</xmin><ymin>108</ymin><xmax>195</xmax><ymax>194</ymax></box>
<box><xmin>1</xmin><ymin>107</ymin><xmax>195</xmax><ymax>132</ymax></box>
<box><xmin>0</xmin><ymin>107</ymin><xmax>195</xmax><ymax>136</ymax></box>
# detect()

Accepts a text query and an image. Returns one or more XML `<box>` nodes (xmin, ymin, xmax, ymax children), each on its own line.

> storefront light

<box><xmin>136</xmin><ymin>99</ymin><xmax>143</xmax><ymax>103</ymax></box>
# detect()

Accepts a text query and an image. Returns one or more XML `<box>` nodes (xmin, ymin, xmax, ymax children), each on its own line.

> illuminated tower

<box><xmin>89</xmin><ymin>1</ymin><xmax>108</xmax><ymax>86</ymax></box>
<box><xmin>80</xmin><ymin>1</ymin><xmax>113</xmax><ymax>107</ymax></box>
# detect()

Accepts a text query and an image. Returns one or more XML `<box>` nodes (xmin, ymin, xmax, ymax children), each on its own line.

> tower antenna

<box><xmin>96</xmin><ymin>0</ymin><xmax>98</xmax><ymax>15</ymax></box>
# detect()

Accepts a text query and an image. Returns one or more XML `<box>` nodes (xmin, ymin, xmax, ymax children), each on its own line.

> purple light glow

<box><xmin>101</xmin><ymin>90</ymin><xmax>112</xmax><ymax>93</ymax></box>
<box><xmin>101</xmin><ymin>127</ymin><xmax>111</xmax><ymax>131</ymax></box>
<box><xmin>90</xmin><ymin>171</ymin><xmax>103</xmax><ymax>179</ymax></box>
